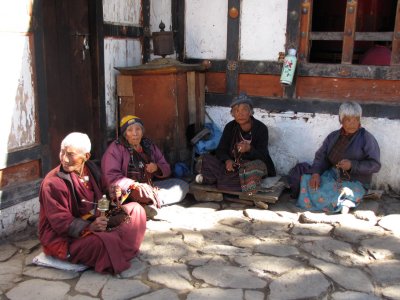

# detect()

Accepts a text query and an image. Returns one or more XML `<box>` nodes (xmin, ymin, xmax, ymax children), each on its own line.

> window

<box><xmin>299</xmin><ymin>0</ymin><xmax>399</xmax><ymax>66</ymax></box>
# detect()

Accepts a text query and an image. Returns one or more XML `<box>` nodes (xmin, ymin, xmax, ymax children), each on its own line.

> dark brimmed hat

<box><xmin>230</xmin><ymin>92</ymin><xmax>253</xmax><ymax>108</ymax></box>
<box><xmin>120</xmin><ymin>115</ymin><xmax>144</xmax><ymax>134</ymax></box>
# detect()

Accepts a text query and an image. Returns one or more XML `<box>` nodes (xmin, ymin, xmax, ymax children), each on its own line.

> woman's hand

<box><xmin>309</xmin><ymin>173</ymin><xmax>320</xmax><ymax>191</ymax></box>
<box><xmin>145</xmin><ymin>162</ymin><xmax>158</xmax><ymax>174</ymax></box>
<box><xmin>89</xmin><ymin>215</ymin><xmax>108</xmax><ymax>232</ymax></box>
<box><xmin>236</xmin><ymin>141</ymin><xmax>251</xmax><ymax>153</ymax></box>
<box><xmin>336</xmin><ymin>159</ymin><xmax>352</xmax><ymax>171</ymax></box>
<box><xmin>225</xmin><ymin>160</ymin><xmax>235</xmax><ymax>172</ymax></box>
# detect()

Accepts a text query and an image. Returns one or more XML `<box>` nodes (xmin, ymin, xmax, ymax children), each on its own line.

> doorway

<box><xmin>42</xmin><ymin>0</ymin><xmax>103</xmax><ymax>166</ymax></box>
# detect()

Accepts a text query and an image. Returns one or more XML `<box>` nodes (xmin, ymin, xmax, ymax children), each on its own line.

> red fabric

<box><xmin>360</xmin><ymin>45</ymin><xmax>391</xmax><ymax>66</ymax></box>
<box><xmin>69</xmin><ymin>202</ymin><xmax>146</xmax><ymax>274</ymax></box>
<box><xmin>39</xmin><ymin>164</ymin><xmax>147</xmax><ymax>274</ymax></box>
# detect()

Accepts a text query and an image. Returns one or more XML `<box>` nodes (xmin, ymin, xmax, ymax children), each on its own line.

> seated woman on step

<box><xmin>39</xmin><ymin>132</ymin><xmax>147</xmax><ymax>274</ymax></box>
<box><xmin>291</xmin><ymin>101</ymin><xmax>381</xmax><ymax>214</ymax></box>
<box><xmin>101</xmin><ymin>115</ymin><xmax>189</xmax><ymax>218</ymax></box>
<box><xmin>196</xmin><ymin>93</ymin><xmax>276</xmax><ymax>194</ymax></box>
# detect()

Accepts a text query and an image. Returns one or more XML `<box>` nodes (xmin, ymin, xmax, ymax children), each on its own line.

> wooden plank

<box><xmin>298</xmin><ymin>0</ymin><xmax>312</xmax><ymax>62</ymax></box>
<box><xmin>187</xmin><ymin>71</ymin><xmax>197</xmax><ymax>126</ymax></box>
<box><xmin>189</xmin><ymin>181</ymin><xmax>284</xmax><ymax>204</ymax></box>
<box><xmin>296</xmin><ymin>76</ymin><xmax>400</xmax><ymax>102</ymax></box>
<box><xmin>0</xmin><ymin>160</ymin><xmax>41</xmax><ymax>189</ymax></box>
<box><xmin>116</xmin><ymin>75</ymin><xmax>133</xmax><ymax>96</ymax></box>
<box><xmin>206</xmin><ymin>72</ymin><xmax>226</xmax><ymax>93</ymax></box>
<box><xmin>392</xmin><ymin>0</ymin><xmax>400</xmax><ymax>65</ymax></box>
<box><xmin>342</xmin><ymin>0</ymin><xmax>357</xmax><ymax>64</ymax></box>
<box><xmin>310</xmin><ymin>32</ymin><xmax>393</xmax><ymax>42</ymax></box>
<box><xmin>239</xmin><ymin>74</ymin><xmax>283</xmax><ymax>98</ymax></box>
<box><xmin>197</xmin><ymin>72</ymin><xmax>206</xmax><ymax>127</ymax></box>
<box><xmin>226</xmin><ymin>0</ymin><xmax>240</xmax><ymax>95</ymax></box>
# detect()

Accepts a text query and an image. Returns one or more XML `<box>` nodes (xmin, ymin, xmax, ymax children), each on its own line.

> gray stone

<box><xmin>75</xmin><ymin>270</ymin><xmax>110</xmax><ymax>296</ymax></box>
<box><xmin>333</xmin><ymin>223</ymin><xmax>385</xmax><ymax>244</ymax></box>
<box><xmin>0</xmin><ymin>242</ymin><xmax>17</xmax><ymax>261</ymax></box>
<box><xmin>381</xmin><ymin>285</ymin><xmax>400</xmax><ymax>300</ymax></box>
<box><xmin>140</xmin><ymin>244</ymin><xmax>188</xmax><ymax>265</ymax></box>
<box><xmin>192</xmin><ymin>265</ymin><xmax>266</xmax><ymax>289</ymax></box>
<box><xmin>6</xmin><ymin>279</ymin><xmax>70</xmax><ymax>300</ymax></box>
<box><xmin>291</xmin><ymin>223</ymin><xmax>333</xmax><ymax>236</ymax></box>
<box><xmin>229</xmin><ymin>235</ymin><xmax>261</xmax><ymax>248</ymax></box>
<box><xmin>368</xmin><ymin>259</ymin><xmax>400</xmax><ymax>285</ymax></box>
<box><xmin>67</xmin><ymin>295</ymin><xmax>98</xmax><ymax>300</ymax></box>
<box><xmin>234</xmin><ymin>255</ymin><xmax>302</xmax><ymax>276</ymax></box>
<box><xmin>132</xmin><ymin>288</ymin><xmax>179</xmax><ymax>300</ymax></box>
<box><xmin>331</xmin><ymin>291</ymin><xmax>381</xmax><ymax>300</ymax></box>
<box><xmin>254</xmin><ymin>243</ymin><xmax>299</xmax><ymax>257</ymax></box>
<box><xmin>379</xmin><ymin>214</ymin><xmax>400</xmax><ymax>233</ymax></box>
<box><xmin>147</xmin><ymin>263</ymin><xmax>193</xmax><ymax>291</ymax></box>
<box><xmin>0</xmin><ymin>257</ymin><xmax>23</xmax><ymax>290</ymax></box>
<box><xmin>199</xmin><ymin>244</ymin><xmax>251</xmax><ymax>257</ymax></box>
<box><xmin>309</xmin><ymin>258</ymin><xmax>374</xmax><ymax>293</ymax></box>
<box><xmin>187</xmin><ymin>288</ymin><xmax>243</xmax><ymax>300</ymax></box>
<box><xmin>181</xmin><ymin>230</ymin><xmax>205</xmax><ymax>248</ymax></box>
<box><xmin>101</xmin><ymin>278</ymin><xmax>150</xmax><ymax>300</ymax></box>
<box><xmin>23</xmin><ymin>266</ymin><xmax>80</xmax><ymax>280</ymax></box>
<box><xmin>153</xmin><ymin>231</ymin><xmax>183</xmax><ymax>245</ymax></box>
<box><xmin>13</xmin><ymin>238</ymin><xmax>40</xmax><ymax>252</ymax></box>
<box><xmin>268</xmin><ymin>268</ymin><xmax>330</xmax><ymax>300</ymax></box>
<box><xmin>120</xmin><ymin>257</ymin><xmax>147</xmax><ymax>278</ymax></box>
<box><xmin>360</xmin><ymin>235</ymin><xmax>400</xmax><ymax>259</ymax></box>
<box><xmin>244</xmin><ymin>290</ymin><xmax>265</xmax><ymax>300</ymax></box>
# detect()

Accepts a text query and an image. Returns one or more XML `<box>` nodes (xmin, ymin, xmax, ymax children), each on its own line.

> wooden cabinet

<box><xmin>116</xmin><ymin>60</ymin><xmax>205</xmax><ymax>165</ymax></box>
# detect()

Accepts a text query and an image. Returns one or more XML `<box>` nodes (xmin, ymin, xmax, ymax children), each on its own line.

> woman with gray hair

<box><xmin>38</xmin><ymin>132</ymin><xmax>147</xmax><ymax>274</ymax></box>
<box><xmin>293</xmin><ymin>101</ymin><xmax>381</xmax><ymax>214</ymax></box>
<box><xmin>196</xmin><ymin>92</ymin><xmax>276</xmax><ymax>193</ymax></box>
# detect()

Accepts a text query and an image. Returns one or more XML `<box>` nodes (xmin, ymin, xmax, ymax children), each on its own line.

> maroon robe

<box><xmin>38</xmin><ymin>161</ymin><xmax>147</xmax><ymax>274</ymax></box>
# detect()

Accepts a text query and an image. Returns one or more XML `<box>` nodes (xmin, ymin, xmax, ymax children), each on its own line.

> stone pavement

<box><xmin>1</xmin><ymin>191</ymin><xmax>400</xmax><ymax>300</ymax></box>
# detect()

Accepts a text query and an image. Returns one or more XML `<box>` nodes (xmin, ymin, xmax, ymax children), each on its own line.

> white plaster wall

<box><xmin>206</xmin><ymin>106</ymin><xmax>400</xmax><ymax>192</ymax></box>
<box><xmin>104</xmin><ymin>39</ymin><xmax>142</xmax><ymax>132</ymax></box>
<box><xmin>185</xmin><ymin>0</ymin><xmax>228</xmax><ymax>59</ymax></box>
<box><xmin>150</xmin><ymin>0</ymin><xmax>171</xmax><ymax>33</ymax></box>
<box><xmin>103</xmin><ymin>0</ymin><xmax>141</xmax><ymax>25</ymax></box>
<box><xmin>0</xmin><ymin>35</ymin><xmax>36</xmax><ymax>154</ymax></box>
<box><xmin>240</xmin><ymin>0</ymin><xmax>287</xmax><ymax>61</ymax></box>
<box><xmin>0</xmin><ymin>197</ymin><xmax>39</xmax><ymax>238</ymax></box>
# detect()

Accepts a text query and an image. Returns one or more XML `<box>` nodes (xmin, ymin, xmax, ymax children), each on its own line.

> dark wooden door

<box><xmin>42</xmin><ymin>0</ymin><xmax>100</xmax><ymax>166</ymax></box>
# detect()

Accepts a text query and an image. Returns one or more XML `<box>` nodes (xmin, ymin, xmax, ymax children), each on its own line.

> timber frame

<box><xmin>185</xmin><ymin>0</ymin><xmax>400</xmax><ymax>118</ymax></box>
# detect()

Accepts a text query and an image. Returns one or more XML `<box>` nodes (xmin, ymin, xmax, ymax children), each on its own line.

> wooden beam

<box><xmin>142</xmin><ymin>0</ymin><xmax>151</xmax><ymax>63</ymax></box>
<box><xmin>103</xmin><ymin>24</ymin><xmax>142</xmax><ymax>38</ymax></box>
<box><xmin>341</xmin><ymin>0</ymin><xmax>358</xmax><ymax>64</ymax></box>
<box><xmin>298</xmin><ymin>0</ymin><xmax>312</xmax><ymax>62</ymax></box>
<box><xmin>310</xmin><ymin>31</ymin><xmax>393</xmax><ymax>41</ymax></box>
<box><xmin>392</xmin><ymin>0</ymin><xmax>400</xmax><ymax>65</ymax></box>
<box><xmin>226</xmin><ymin>0</ymin><xmax>240</xmax><ymax>95</ymax></box>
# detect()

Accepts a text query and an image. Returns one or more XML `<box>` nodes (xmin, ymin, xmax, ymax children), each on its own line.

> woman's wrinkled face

<box><xmin>231</xmin><ymin>104</ymin><xmax>252</xmax><ymax>125</ymax></box>
<box><xmin>59</xmin><ymin>146</ymin><xmax>86</xmax><ymax>173</ymax></box>
<box><xmin>341</xmin><ymin>116</ymin><xmax>360</xmax><ymax>134</ymax></box>
<box><xmin>124</xmin><ymin>123</ymin><xmax>143</xmax><ymax>146</ymax></box>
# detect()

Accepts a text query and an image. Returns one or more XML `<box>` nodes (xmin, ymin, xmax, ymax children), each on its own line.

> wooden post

<box><xmin>392</xmin><ymin>0</ymin><xmax>400</xmax><ymax>65</ymax></box>
<box><xmin>342</xmin><ymin>0</ymin><xmax>358</xmax><ymax>64</ymax></box>
<box><xmin>298</xmin><ymin>0</ymin><xmax>312</xmax><ymax>62</ymax></box>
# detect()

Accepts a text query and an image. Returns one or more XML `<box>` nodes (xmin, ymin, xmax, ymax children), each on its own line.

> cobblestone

<box><xmin>0</xmin><ymin>192</ymin><xmax>399</xmax><ymax>299</ymax></box>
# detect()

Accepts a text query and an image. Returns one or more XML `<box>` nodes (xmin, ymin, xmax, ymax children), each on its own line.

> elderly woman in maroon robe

<box><xmin>38</xmin><ymin>132</ymin><xmax>147</xmax><ymax>274</ymax></box>
<box><xmin>101</xmin><ymin>115</ymin><xmax>189</xmax><ymax>219</ymax></box>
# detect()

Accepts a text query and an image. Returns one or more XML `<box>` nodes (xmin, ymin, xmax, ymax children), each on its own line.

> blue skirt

<box><xmin>296</xmin><ymin>168</ymin><xmax>366</xmax><ymax>213</ymax></box>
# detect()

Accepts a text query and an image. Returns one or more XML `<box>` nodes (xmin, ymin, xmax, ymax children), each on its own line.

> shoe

<box><xmin>195</xmin><ymin>174</ymin><xmax>203</xmax><ymax>184</ymax></box>
<box><xmin>144</xmin><ymin>205</ymin><xmax>158</xmax><ymax>219</ymax></box>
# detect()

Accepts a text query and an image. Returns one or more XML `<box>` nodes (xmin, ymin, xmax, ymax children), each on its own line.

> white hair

<box><xmin>60</xmin><ymin>132</ymin><xmax>91</xmax><ymax>154</ymax></box>
<box><xmin>339</xmin><ymin>101</ymin><xmax>362</xmax><ymax>123</ymax></box>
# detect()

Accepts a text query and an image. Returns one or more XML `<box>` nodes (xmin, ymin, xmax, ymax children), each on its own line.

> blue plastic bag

<box><xmin>194</xmin><ymin>123</ymin><xmax>222</xmax><ymax>155</ymax></box>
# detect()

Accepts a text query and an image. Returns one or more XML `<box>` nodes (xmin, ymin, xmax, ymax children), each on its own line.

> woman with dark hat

<box><xmin>101</xmin><ymin>115</ymin><xmax>189</xmax><ymax>218</ymax></box>
<box><xmin>196</xmin><ymin>93</ymin><xmax>276</xmax><ymax>193</ymax></box>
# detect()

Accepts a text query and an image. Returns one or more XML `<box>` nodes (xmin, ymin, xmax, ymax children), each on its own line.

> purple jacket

<box><xmin>310</xmin><ymin>127</ymin><xmax>381</xmax><ymax>186</ymax></box>
<box><xmin>101</xmin><ymin>139</ymin><xmax>171</xmax><ymax>192</ymax></box>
